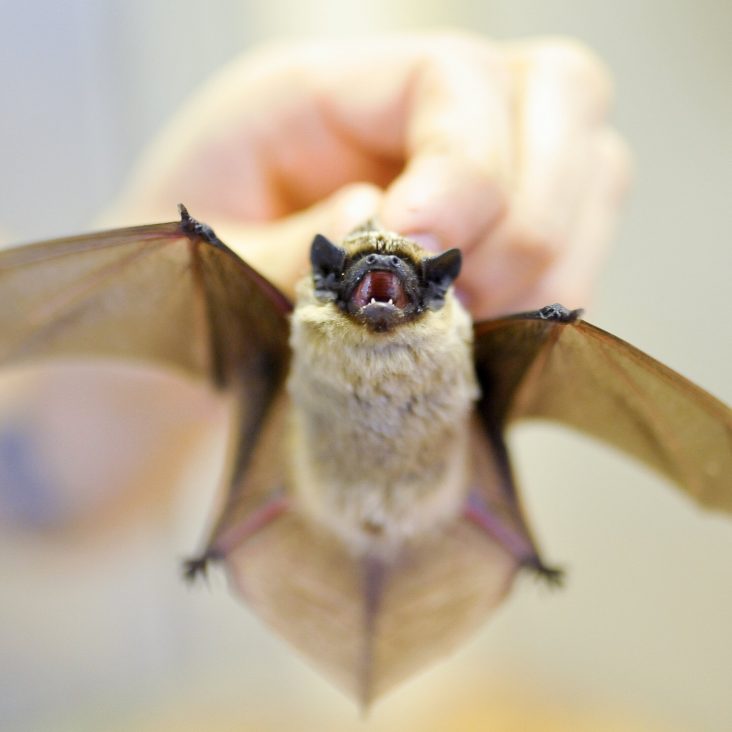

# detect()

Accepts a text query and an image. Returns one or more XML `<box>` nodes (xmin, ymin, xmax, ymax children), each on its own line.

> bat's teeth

<box><xmin>388</xmin><ymin>298</ymin><xmax>393</xmax><ymax>305</ymax></box>
<box><xmin>370</xmin><ymin>297</ymin><xmax>376</xmax><ymax>304</ymax></box>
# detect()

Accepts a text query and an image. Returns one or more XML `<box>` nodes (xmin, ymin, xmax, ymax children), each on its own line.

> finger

<box><xmin>511</xmin><ymin>39</ymin><xmax>614</xmax><ymax>239</ymax></box>
<box><xmin>459</xmin><ymin>41</ymin><xmax>618</xmax><ymax>315</ymax></box>
<box><xmin>106</xmin><ymin>33</ymin><xmax>513</xmax><ymax>236</ymax></box>
<box><xmin>218</xmin><ymin>183</ymin><xmax>383</xmax><ymax>298</ymax></box>
<box><xmin>107</xmin><ymin>38</ymin><xmax>439</xmax><ymax>227</ymax></box>
<box><xmin>379</xmin><ymin>35</ymin><xmax>513</xmax><ymax>250</ymax></box>
<box><xmin>475</xmin><ymin>127</ymin><xmax>631</xmax><ymax>317</ymax></box>
<box><xmin>513</xmin><ymin>127</ymin><xmax>632</xmax><ymax>311</ymax></box>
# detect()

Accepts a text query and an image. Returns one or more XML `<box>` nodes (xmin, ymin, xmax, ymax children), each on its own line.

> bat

<box><xmin>0</xmin><ymin>205</ymin><xmax>729</xmax><ymax>707</ymax></box>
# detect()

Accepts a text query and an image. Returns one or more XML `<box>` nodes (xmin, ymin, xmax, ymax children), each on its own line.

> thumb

<box><xmin>218</xmin><ymin>183</ymin><xmax>383</xmax><ymax>298</ymax></box>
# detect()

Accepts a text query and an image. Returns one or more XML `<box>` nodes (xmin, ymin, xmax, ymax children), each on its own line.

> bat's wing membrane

<box><xmin>0</xmin><ymin>211</ymin><xmax>292</xmax><ymax>536</ymax></box>
<box><xmin>0</xmin><ymin>215</ymin><xmax>291</xmax><ymax>385</ymax></box>
<box><xmin>473</xmin><ymin>306</ymin><xmax>732</xmax><ymax>513</ymax></box>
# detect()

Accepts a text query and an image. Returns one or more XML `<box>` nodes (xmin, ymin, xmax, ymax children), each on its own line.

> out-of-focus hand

<box><xmin>107</xmin><ymin>32</ymin><xmax>630</xmax><ymax>318</ymax></box>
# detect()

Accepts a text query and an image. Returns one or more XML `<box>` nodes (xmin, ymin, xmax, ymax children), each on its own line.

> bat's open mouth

<box><xmin>347</xmin><ymin>266</ymin><xmax>415</xmax><ymax>332</ymax></box>
<box><xmin>350</xmin><ymin>270</ymin><xmax>409</xmax><ymax>311</ymax></box>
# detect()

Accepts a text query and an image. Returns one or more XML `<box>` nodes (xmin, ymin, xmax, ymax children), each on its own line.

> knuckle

<box><xmin>510</xmin><ymin>216</ymin><xmax>564</xmax><ymax>268</ymax></box>
<box><xmin>335</xmin><ymin>181</ymin><xmax>380</xmax><ymax>199</ymax></box>
<box><xmin>428</xmin><ymin>28</ymin><xmax>494</xmax><ymax>53</ymax></box>
<box><xmin>529</xmin><ymin>37</ymin><xmax>615</xmax><ymax>112</ymax></box>
<box><xmin>423</xmin><ymin>30</ymin><xmax>506</xmax><ymax>74</ymax></box>
<box><xmin>541</xmin><ymin>38</ymin><xmax>610</xmax><ymax>78</ymax></box>
<box><xmin>598</xmin><ymin>128</ymin><xmax>634</xmax><ymax>200</ymax></box>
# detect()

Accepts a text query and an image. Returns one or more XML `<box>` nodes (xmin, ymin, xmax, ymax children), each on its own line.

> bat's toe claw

<box><xmin>523</xmin><ymin>556</ymin><xmax>566</xmax><ymax>588</ymax></box>
<box><xmin>182</xmin><ymin>551</ymin><xmax>221</xmax><ymax>583</ymax></box>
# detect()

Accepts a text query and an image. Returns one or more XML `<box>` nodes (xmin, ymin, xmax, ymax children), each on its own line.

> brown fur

<box><xmin>287</xmin><ymin>231</ymin><xmax>479</xmax><ymax>556</ymax></box>
<box><xmin>340</xmin><ymin>224</ymin><xmax>426</xmax><ymax>266</ymax></box>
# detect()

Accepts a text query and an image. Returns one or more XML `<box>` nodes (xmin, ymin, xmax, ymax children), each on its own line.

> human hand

<box><xmin>106</xmin><ymin>32</ymin><xmax>630</xmax><ymax>318</ymax></box>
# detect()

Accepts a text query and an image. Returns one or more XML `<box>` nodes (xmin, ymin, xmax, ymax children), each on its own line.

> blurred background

<box><xmin>0</xmin><ymin>1</ymin><xmax>730</xmax><ymax>731</ymax></box>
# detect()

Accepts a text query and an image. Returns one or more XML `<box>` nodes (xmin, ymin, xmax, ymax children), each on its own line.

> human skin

<box><xmin>0</xmin><ymin>32</ymin><xmax>630</xmax><ymax>529</ymax></box>
<box><xmin>106</xmin><ymin>31</ymin><xmax>631</xmax><ymax>318</ymax></box>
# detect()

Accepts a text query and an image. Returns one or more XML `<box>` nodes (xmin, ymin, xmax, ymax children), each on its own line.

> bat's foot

<box><xmin>523</xmin><ymin>556</ymin><xmax>566</xmax><ymax>588</ymax></box>
<box><xmin>182</xmin><ymin>550</ymin><xmax>222</xmax><ymax>584</ymax></box>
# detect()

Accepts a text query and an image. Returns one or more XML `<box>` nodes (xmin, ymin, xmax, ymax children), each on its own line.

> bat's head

<box><xmin>309</xmin><ymin>223</ymin><xmax>462</xmax><ymax>333</ymax></box>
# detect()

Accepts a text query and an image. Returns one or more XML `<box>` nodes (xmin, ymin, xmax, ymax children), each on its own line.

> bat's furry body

<box><xmin>289</xmin><ymin>266</ymin><xmax>478</xmax><ymax>554</ymax></box>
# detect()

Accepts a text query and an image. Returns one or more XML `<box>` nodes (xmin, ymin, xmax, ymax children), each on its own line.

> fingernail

<box><xmin>333</xmin><ymin>185</ymin><xmax>383</xmax><ymax>237</ymax></box>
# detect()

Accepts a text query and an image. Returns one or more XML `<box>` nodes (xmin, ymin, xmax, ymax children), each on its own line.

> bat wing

<box><xmin>0</xmin><ymin>206</ymin><xmax>292</xmax><ymax>538</ymax></box>
<box><xmin>225</xmin><ymin>506</ymin><xmax>518</xmax><ymax>708</ymax></box>
<box><xmin>473</xmin><ymin>304</ymin><xmax>732</xmax><ymax>513</ymax></box>
<box><xmin>209</xmin><ymin>394</ymin><xmax>522</xmax><ymax>708</ymax></box>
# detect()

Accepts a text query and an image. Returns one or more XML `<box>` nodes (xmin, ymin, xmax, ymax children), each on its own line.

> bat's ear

<box><xmin>421</xmin><ymin>248</ymin><xmax>462</xmax><ymax>310</ymax></box>
<box><xmin>311</xmin><ymin>234</ymin><xmax>347</xmax><ymax>301</ymax></box>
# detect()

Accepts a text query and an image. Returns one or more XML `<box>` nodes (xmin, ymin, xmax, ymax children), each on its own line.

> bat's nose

<box><xmin>363</xmin><ymin>252</ymin><xmax>404</xmax><ymax>270</ymax></box>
